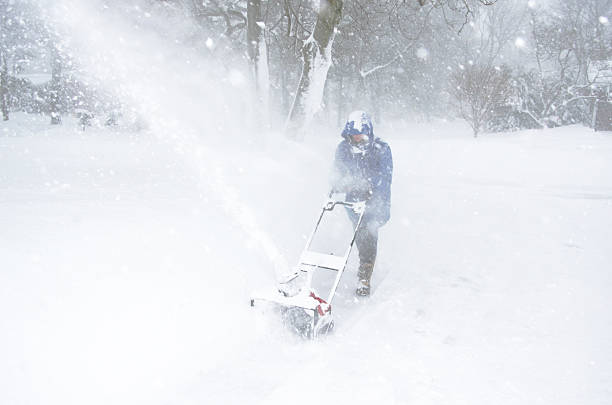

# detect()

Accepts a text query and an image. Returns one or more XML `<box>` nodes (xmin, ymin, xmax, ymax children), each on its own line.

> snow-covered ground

<box><xmin>1</xmin><ymin>113</ymin><xmax>611</xmax><ymax>405</ymax></box>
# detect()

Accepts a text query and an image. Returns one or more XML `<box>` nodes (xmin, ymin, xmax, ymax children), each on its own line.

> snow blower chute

<box><xmin>250</xmin><ymin>195</ymin><xmax>365</xmax><ymax>339</ymax></box>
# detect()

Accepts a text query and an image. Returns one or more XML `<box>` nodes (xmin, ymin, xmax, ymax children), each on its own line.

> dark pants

<box><xmin>354</xmin><ymin>220</ymin><xmax>379</xmax><ymax>266</ymax></box>
<box><xmin>348</xmin><ymin>209</ymin><xmax>380</xmax><ymax>281</ymax></box>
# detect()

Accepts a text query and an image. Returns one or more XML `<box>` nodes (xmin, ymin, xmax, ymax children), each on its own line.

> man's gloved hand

<box><xmin>353</xmin><ymin>187</ymin><xmax>373</xmax><ymax>203</ymax></box>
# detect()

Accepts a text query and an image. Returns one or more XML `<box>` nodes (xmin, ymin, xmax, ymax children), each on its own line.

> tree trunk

<box><xmin>247</xmin><ymin>0</ymin><xmax>270</xmax><ymax>128</ymax></box>
<box><xmin>49</xmin><ymin>45</ymin><xmax>62</xmax><ymax>125</ymax></box>
<box><xmin>0</xmin><ymin>51</ymin><xmax>8</xmax><ymax>121</ymax></box>
<box><xmin>285</xmin><ymin>0</ymin><xmax>342</xmax><ymax>139</ymax></box>
<box><xmin>281</xmin><ymin>66</ymin><xmax>288</xmax><ymax>116</ymax></box>
<box><xmin>336</xmin><ymin>73</ymin><xmax>344</xmax><ymax>127</ymax></box>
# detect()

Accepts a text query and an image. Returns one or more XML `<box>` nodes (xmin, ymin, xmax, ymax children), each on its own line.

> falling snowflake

<box><xmin>416</xmin><ymin>47</ymin><xmax>429</xmax><ymax>60</ymax></box>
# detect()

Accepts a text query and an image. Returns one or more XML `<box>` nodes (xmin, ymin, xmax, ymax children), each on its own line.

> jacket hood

<box><xmin>341</xmin><ymin>110</ymin><xmax>375</xmax><ymax>151</ymax></box>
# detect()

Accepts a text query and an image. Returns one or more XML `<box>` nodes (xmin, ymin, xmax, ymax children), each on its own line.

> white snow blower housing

<box><xmin>250</xmin><ymin>195</ymin><xmax>365</xmax><ymax>339</ymax></box>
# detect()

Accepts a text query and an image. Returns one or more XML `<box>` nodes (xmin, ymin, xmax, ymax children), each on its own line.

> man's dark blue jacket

<box><xmin>332</xmin><ymin>136</ymin><xmax>393</xmax><ymax>225</ymax></box>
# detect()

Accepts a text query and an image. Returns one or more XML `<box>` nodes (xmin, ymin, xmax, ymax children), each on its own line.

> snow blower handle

<box><xmin>327</xmin><ymin>190</ymin><xmax>366</xmax><ymax>214</ymax></box>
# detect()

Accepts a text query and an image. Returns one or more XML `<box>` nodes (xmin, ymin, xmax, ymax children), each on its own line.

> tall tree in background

<box><xmin>285</xmin><ymin>0</ymin><xmax>342</xmax><ymax>138</ymax></box>
<box><xmin>554</xmin><ymin>0</ymin><xmax>612</xmax><ymax>86</ymax></box>
<box><xmin>0</xmin><ymin>0</ymin><xmax>46</xmax><ymax>121</ymax></box>
<box><xmin>247</xmin><ymin>0</ymin><xmax>270</xmax><ymax>127</ymax></box>
<box><xmin>517</xmin><ymin>0</ymin><xmax>611</xmax><ymax>126</ymax></box>
<box><xmin>0</xmin><ymin>51</ymin><xmax>8</xmax><ymax>121</ymax></box>
<box><xmin>449</xmin><ymin>2</ymin><xmax>525</xmax><ymax>136</ymax></box>
<box><xmin>161</xmin><ymin>0</ymin><xmax>501</xmax><ymax>130</ymax></box>
<box><xmin>451</xmin><ymin>64</ymin><xmax>513</xmax><ymax>136</ymax></box>
<box><xmin>49</xmin><ymin>43</ymin><xmax>62</xmax><ymax>124</ymax></box>
<box><xmin>0</xmin><ymin>0</ymin><xmax>10</xmax><ymax>121</ymax></box>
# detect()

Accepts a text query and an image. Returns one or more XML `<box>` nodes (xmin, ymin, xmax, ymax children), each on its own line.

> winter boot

<box><xmin>356</xmin><ymin>262</ymin><xmax>374</xmax><ymax>296</ymax></box>
<box><xmin>356</xmin><ymin>279</ymin><xmax>370</xmax><ymax>296</ymax></box>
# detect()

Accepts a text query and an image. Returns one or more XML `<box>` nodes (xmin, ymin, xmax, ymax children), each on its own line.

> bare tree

<box><xmin>451</xmin><ymin>64</ymin><xmax>513</xmax><ymax>136</ymax></box>
<box><xmin>48</xmin><ymin>43</ymin><xmax>62</xmax><ymax>125</ymax></box>
<box><xmin>247</xmin><ymin>0</ymin><xmax>270</xmax><ymax>126</ymax></box>
<box><xmin>517</xmin><ymin>0</ymin><xmax>611</xmax><ymax>125</ymax></box>
<box><xmin>154</xmin><ymin>0</ymin><xmax>503</xmax><ymax>129</ymax></box>
<box><xmin>415</xmin><ymin>0</ymin><xmax>499</xmax><ymax>32</ymax></box>
<box><xmin>325</xmin><ymin>0</ymin><xmax>501</xmax><ymax>125</ymax></box>
<box><xmin>189</xmin><ymin>0</ymin><xmax>247</xmax><ymax>37</ymax></box>
<box><xmin>0</xmin><ymin>1</ymin><xmax>12</xmax><ymax>121</ymax></box>
<box><xmin>555</xmin><ymin>0</ymin><xmax>612</xmax><ymax>85</ymax></box>
<box><xmin>0</xmin><ymin>51</ymin><xmax>8</xmax><ymax>121</ymax></box>
<box><xmin>285</xmin><ymin>0</ymin><xmax>342</xmax><ymax>138</ymax></box>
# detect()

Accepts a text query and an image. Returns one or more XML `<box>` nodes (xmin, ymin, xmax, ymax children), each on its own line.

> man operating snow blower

<box><xmin>250</xmin><ymin>110</ymin><xmax>392</xmax><ymax>337</ymax></box>
<box><xmin>331</xmin><ymin>111</ymin><xmax>393</xmax><ymax>296</ymax></box>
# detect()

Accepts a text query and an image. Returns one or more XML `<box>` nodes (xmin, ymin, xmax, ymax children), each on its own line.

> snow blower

<box><xmin>250</xmin><ymin>195</ymin><xmax>365</xmax><ymax>339</ymax></box>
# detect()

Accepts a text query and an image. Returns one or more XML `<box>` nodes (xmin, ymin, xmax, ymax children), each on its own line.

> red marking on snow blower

<box><xmin>310</xmin><ymin>292</ymin><xmax>331</xmax><ymax>316</ymax></box>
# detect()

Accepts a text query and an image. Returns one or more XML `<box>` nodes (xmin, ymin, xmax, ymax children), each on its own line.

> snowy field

<box><xmin>1</xmin><ymin>113</ymin><xmax>611</xmax><ymax>405</ymax></box>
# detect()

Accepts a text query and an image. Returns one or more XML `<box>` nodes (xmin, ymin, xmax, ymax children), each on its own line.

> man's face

<box><xmin>350</xmin><ymin>133</ymin><xmax>368</xmax><ymax>144</ymax></box>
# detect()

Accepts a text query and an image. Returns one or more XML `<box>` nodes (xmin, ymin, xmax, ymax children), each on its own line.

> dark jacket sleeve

<box><xmin>367</xmin><ymin>142</ymin><xmax>393</xmax><ymax>224</ymax></box>
<box><xmin>372</xmin><ymin>142</ymin><xmax>393</xmax><ymax>203</ymax></box>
